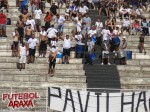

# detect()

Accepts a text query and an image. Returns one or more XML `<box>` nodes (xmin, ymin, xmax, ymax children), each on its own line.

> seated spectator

<box><xmin>48</xmin><ymin>46</ymin><xmax>57</xmax><ymax>77</ymax></box>
<box><xmin>135</xmin><ymin>5</ymin><xmax>145</xmax><ymax>19</ymax></box>
<box><xmin>127</xmin><ymin>5</ymin><xmax>137</xmax><ymax>20</ymax></box>
<box><xmin>98</xmin><ymin>0</ymin><xmax>109</xmax><ymax>16</ymax></box>
<box><xmin>78</xmin><ymin>3</ymin><xmax>89</xmax><ymax>16</ymax></box>
<box><xmin>57</xmin><ymin>0</ymin><xmax>64</xmax><ymax>8</ymax></box>
<box><xmin>0</xmin><ymin>0</ymin><xmax>9</xmax><ymax>12</ymax></box>
<box><xmin>130</xmin><ymin>0</ymin><xmax>139</xmax><ymax>7</ymax></box>
<box><xmin>69</xmin><ymin>2</ymin><xmax>78</xmax><ymax>18</ymax></box>
<box><xmin>50</xmin><ymin>2</ymin><xmax>59</xmax><ymax>16</ymax></box>
<box><xmin>141</xmin><ymin>18</ymin><xmax>148</xmax><ymax>36</ymax></box>
<box><xmin>86</xmin><ymin>0</ymin><xmax>95</xmax><ymax>9</ymax></box>
<box><xmin>55</xmin><ymin>14</ymin><xmax>65</xmax><ymax>37</ymax></box>
<box><xmin>121</xmin><ymin>17</ymin><xmax>131</xmax><ymax>35</ymax></box>
<box><xmin>132</xmin><ymin>19</ymin><xmax>142</xmax><ymax>35</ymax></box>
<box><xmin>65</xmin><ymin>3</ymin><xmax>70</xmax><ymax>20</ymax></box>
<box><xmin>140</xmin><ymin>0</ymin><xmax>148</xmax><ymax>11</ymax></box>
<box><xmin>12</xmin><ymin>29</ymin><xmax>19</xmax><ymax>57</ymax></box>
<box><xmin>39</xmin><ymin>26</ymin><xmax>47</xmax><ymax>57</ymax></box>
<box><xmin>119</xmin><ymin>5</ymin><xmax>128</xmax><ymax>19</ymax></box>
<box><xmin>44</xmin><ymin>11</ymin><xmax>52</xmax><ymax>31</ymax></box>
<box><xmin>0</xmin><ymin>10</ymin><xmax>7</xmax><ymax>37</ymax></box>
<box><xmin>105</xmin><ymin>17</ymin><xmax>113</xmax><ymax>31</ymax></box>
<box><xmin>108</xmin><ymin>0</ymin><xmax>118</xmax><ymax>17</ymax></box>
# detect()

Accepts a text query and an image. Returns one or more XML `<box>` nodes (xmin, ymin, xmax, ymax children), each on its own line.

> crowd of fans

<box><xmin>0</xmin><ymin>0</ymin><xmax>149</xmax><ymax>76</ymax></box>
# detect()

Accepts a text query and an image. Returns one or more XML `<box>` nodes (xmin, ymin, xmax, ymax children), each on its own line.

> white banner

<box><xmin>48</xmin><ymin>87</ymin><xmax>150</xmax><ymax>112</ymax></box>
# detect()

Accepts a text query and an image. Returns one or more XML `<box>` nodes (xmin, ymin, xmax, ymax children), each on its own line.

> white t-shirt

<box><xmin>95</xmin><ymin>22</ymin><xmax>103</xmax><ymax>29</ymax></box>
<box><xmin>28</xmin><ymin>38</ymin><xmax>38</xmax><ymax>49</ymax></box>
<box><xmin>34</xmin><ymin>9</ymin><xmax>42</xmax><ymax>19</ymax></box>
<box><xmin>63</xmin><ymin>38</ymin><xmax>71</xmax><ymax>49</ymax></box>
<box><xmin>75</xmin><ymin>34</ymin><xmax>82</xmax><ymax>44</ymax></box>
<box><xmin>101</xmin><ymin>29</ymin><xmax>110</xmax><ymax>41</ymax></box>
<box><xmin>136</xmin><ymin>9</ymin><xmax>142</xmax><ymax>15</ymax></box>
<box><xmin>26</xmin><ymin>19</ymin><xmax>35</xmax><ymax>30</ymax></box>
<box><xmin>51</xmin><ymin>40</ymin><xmax>57</xmax><ymax>47</ymax></box>
<box><xmin>20</xmin><ymin>46</ymin><xmax>26</xmax><ymax>56</ymax></box>
<box><xmin>123</xmin><ymin>19</ymin><xmax>130</xmax><ymax>27</ymax></box>
<box><xmin>55</xmin><ymin>16</ymin><xmax>65</xmax><ymax>26</ymax></box>
<box><xmin>40</xmin><ymin>31</ymin><xmax>47</xmax><ymax>36</ymax></box>
<box><xmin>79</xmin><ymin>6</ymin><xmax>88</xmax><ymax>14</ymax></box>
<box><xmin>88</xmin><ymin>30</ymin><xmax>97</xmax><ymax>37</ymax></box>
<box><xmin>47</xmin><ymin>28</ymin><xmax>58</xmax><ymax>38</ymax></box>
<box><xmin>76</xmin><ymin>21</ymin><xmax>82</xmax><ymax>32</ymax></box>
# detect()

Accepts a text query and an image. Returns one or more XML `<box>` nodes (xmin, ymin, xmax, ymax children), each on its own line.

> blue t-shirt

<box><xmin>21</xmin><ymin>0</ymin><xmax>28</xmax><ymax>5</ymax></box>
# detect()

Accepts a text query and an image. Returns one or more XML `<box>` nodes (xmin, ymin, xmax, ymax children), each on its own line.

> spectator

<box><xmin>85</xmin><ymin>36</ymin><xmax>95</xmax><ymax>65</ymax></box>
<box><xmin>48</xmin><ymin>46</ymin><xmax>57</xmax><ymax>77</ymax></box>
<box><xmin>31</xmin><ymin>0</ymin><xmax>39</xmax><ymax>16</ymax></box>
<box><xmin>25</xmin><ymin>24</ymin><xmax>32</xmax><ymax>42</ymax></box>
<box><xmin>16</xmin><ymin>15</ymin><xmax>24</xmax><ymax>43</ymax></box>
<box><xmin>78</xmin><ymin>3</ymin><xmax>89</xmax><ymax>16</ymax></box>
<box><xmin>108</xmin><ymin>0</ymin><xmax>118</xmax><ymax>17</ymax></box>
<box><xmin>119</xmin><ymin>36</ymin><xmax>127</xmax><ymax>65</ymax></box>
<box><xmin>69</xmin><ymin>2</ymin><xmax>78</xmax><ymax>18</ymax></box>
<box><xmin>98</xmin><ymin>0</ymin><xmax>109</xmax><ymax>16</ymax></box>
<box><xmin>55</xmin><ymin>14</ymin><xmax>65</xmax><ymax>37</ymax></box>
<box><xmin>27</xmin><ymin>34</ymin><xmax>38</xmax><ymax>63</ymax></box>
<box><xmin>51</xmin><ymin>37</ymin><xmax>58</xmax><ymax>47</ymax></box>
<box><xmin>119</xmin><ymin>5</ymin><xmax>128</xmax><ymax>19</ymax></box>
<box><xmin>139</xmin><ymin>33</ymin><xmax>146</xmax><ymax>54</ymax></box>
<box><xmin>20</xmin><ymin>0</ymin><xmax>29</xmax><ymax>14</ymax></box>
<box><xmin>18</xmin><ymin>42</ymin><xmax>27</xmax><ymax>71</ymax></box>
<box><xmin>101</xmin><ymin>40</ymin><xmax>110</xmax><ymax>65</ymax></box>
<box><xmin>12</xmin><ymin>29</ymin><xmax>19</xmax><ymax>57</ymax></box>
<box><xmin>44</xmin><ymin>11</ymin><xmax>52</xmax><ymax>31</ymax></box>
<box><xmin>61</xmin><ymin>35</ymin><xmax>72</xmax><ymax>64</ymax></box>
<box><xmin>39</xmin><ymin>26</ymin><xmax>47</xmax><ymax>57</ymax></box>
<box><xmin>121</xmin><ymin>16</ymin><xmax>131</xmax><ymax>35</ymax></box>
<box><xmin>34</xmin><ymin>6</ymin><xmax>42</xmax><ymax>32</ymax></box>
<box><xmin>75</xmin><ymin>32</ymin><xmax>83</xmax><ymax>44</ymax></box>
<box><xmin>127</xmin><ymin>5</ymin><xmax>137</xmax><ymax>20</ymax></box>
<box><xmin>0</xmin><ymin>0</ymin><xmax>9</xmax><ymax>12</ymax></box>
<box><xmin>50</xmin><ymin>2</ymin><xmax>59</xmax><ymax>15</ymax></box>
<box><xmin>105</xmin><ymin>17</ymin><xmax>113</xmax><ymax>31</ymax></box>
<box><xmin>88</xmin><ymin>26</ymin><xmax>97</xmax><ymax>43</ymax></box>
<box><xmin>47</xmin><ymin>25</ymin><xmax>58</xmax><ymax>46</ymax></box>
<box><xmin>101</xmin><ymin>26</ymin><xmax>111</xmax><ymax>43</ymax></box>
<box><xmin>65</xmin><ymin>3</ymin><xmax>70</xmax><ymax>20</ymax></box>
<box><xmin>141</xmin><ymin>18</ymin><xmax>148</xmax><ymax>36</ymax></box>
<box><xmin>132</xmin><ymin>19</ymin><xmax>142</xmax><ymax>35</ymax></box>
<box><xmin>0</xmin><ymin>10</ymin><xmax>7</xmax><ymax>37</ymax></box>
<box><xmin>26</xmin><ymin>15</ymin><xmax>36</xmax><ymax>31</ymax></box>
<box><xmin>95</xmin><ymin>18</ymin><xmax>103</xmax><ymax>45</ymax></box>
<box><xmin>39</xmin><ymin>0</ymin><xmax>45</xmax><ymax>13</ymax></box>
<box><xmin>141</xmin><ymin>0</ymin><xmax>148</xmax><ymax>11</ymax></box>
<box><xmin>135</xmin><ymin>5</ymin><xmax>145</xmax><ymax>19</ymax></box>
<box><xmin>20</xmin><ymin>10</ymin><xmax>28</xmax><ymax>24</ymax></box>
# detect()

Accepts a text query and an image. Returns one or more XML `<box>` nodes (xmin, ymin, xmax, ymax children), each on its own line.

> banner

<box><xmin>48</xmin><ymin>87</ymin><xmax>150</xmax><ymax>112</ymax></box>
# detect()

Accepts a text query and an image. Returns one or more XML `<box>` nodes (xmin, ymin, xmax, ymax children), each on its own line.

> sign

<box><xmin>48</xmin><ymin>87</ymin><xmax>150</xmax><ymax>112</ymax></box>
<box><xmin>2</xmin><ymin>92</ymin><xmax>40</xmax><ymax>109</ymax></box>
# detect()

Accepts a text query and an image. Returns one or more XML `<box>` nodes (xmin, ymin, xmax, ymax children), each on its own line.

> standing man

<box><xmin>27</xmin><ymin>34</ymin><xmax>38</xmax><ymax>63</ymax></box>
<box><xmin>39</xmin><ymin>26</ymin><xmax>47</xmax><ymax>57</ymax></box>
<box><xmin>85</xmin><ymin>36</ymin><xmax>95</xmax><ymax>65</ymax></box>
<box><xmin>34</xmin><ymin>6</ymin><xmax>42</xmax><ymax>32</ymax></box>
<box><xmin>0</xmin><ymin>10</ymin><xmax>7</xmax><ymax>37</ymax></box>
<box><xmin>26</xmin><ymin>15</ymin><xmax>36</xmax><ymax>32</ymax></box>
<box><xmin>18</xmin><ymin>42</ymin><xmax>27</xmax><ymax>71</ymax></box>
<box><xmin>83</xmin><ymin>13</ymin><xmax>91</xmax><ymax>38</ymax></box>
<box><xmin>61</xmin><ymin>35</ymin><xmax>72</xmax><ymax>64</ymax></box>
<box><xmin>25</xmin><ymin>24</ymin><xmax>32</xmax><ymax>42</ymax></box>
<box><xmin>47</xmin><ymin>25</ymin><xmax>58</xmax><ymax>47</ymax></box>
<box><xmin>20</xmin><ymin>0</ymin><xmax>29</xmax><ymax>14</ymax></box>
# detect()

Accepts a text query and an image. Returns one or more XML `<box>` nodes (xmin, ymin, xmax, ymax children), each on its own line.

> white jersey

<box><xmin>20</xmin><ymin>46</ymin><xmax>26</xmax><ymax>56</ymax></box>
<box><xmin>63</xmin><ymin>39</ymin><xmax>71</xmax><ymax>49</ymax></box>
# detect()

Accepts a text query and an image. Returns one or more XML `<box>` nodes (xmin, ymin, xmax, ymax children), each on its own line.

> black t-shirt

<box><xmin>139</xmin><ymin>36</ymin><xmax>144</xmax><ymax>43</ymax></box>
<box><xmin>50</xmin><ymin>5</ymin><xmax>59</xmax><ymax>15</ymax></box>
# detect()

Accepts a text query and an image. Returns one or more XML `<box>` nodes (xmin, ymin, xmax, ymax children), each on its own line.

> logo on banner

<box><xmin>2</xmin><ymin>92</ymin><xmax>40</xmax><ymax>109</ymax></box>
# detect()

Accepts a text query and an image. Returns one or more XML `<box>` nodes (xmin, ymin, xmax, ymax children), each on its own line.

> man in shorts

<box><xmin>18</xmin><ymin>42</ymin><xmax>27</xmax><ymax>71</ymax></box>
<box><xmin>0</xmin><ymin>10</ymin><xmax>7</xmax><ymax>37</ymax></box>
<box><xmin>27</xmin><ymin>34</ymin><xmax>38</xmax><ymax>63</ymax></box>
<box><xmin>25</xmin><ymin>24</ymin><xmax>32</xmax><ymax>42</ymax></box>
<box><xmin>34</xmin><ymin>6</ymin><xmax>42</xmax><ymax>32</ymax></box>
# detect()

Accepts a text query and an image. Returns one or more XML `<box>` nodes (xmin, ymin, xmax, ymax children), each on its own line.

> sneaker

<box><xmin>108</xmin><ymin>63</ymin><xmax>111</xmax><ymax>65</ymax></box>
<box><xmin>101</xmin><ymin>63</ymin><xmax>104</xmax><ymax>65</ymax></box>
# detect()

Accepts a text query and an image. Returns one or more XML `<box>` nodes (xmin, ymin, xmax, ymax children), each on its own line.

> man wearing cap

<box><xmin>119</xmin><ymin>36</ymin><xmax>127</xmax><ymax>65</ymax></box>
<box><xmin>0</xmin><ymin>10</ymin><xmax>7</xmax><ymax>37</ymax></box>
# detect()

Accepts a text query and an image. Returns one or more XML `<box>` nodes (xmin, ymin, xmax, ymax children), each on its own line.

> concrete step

<box><xmin>0</xmin><ymin>63</ymin><xmax>84</xmax><ymax>69</ymax></box>
<box><xmin>0</xmin><ymin>57</ymin><xmax>83</xmax><ymax>64</ymax></box>
<box><xmin>0</xmin><ymin>69</ymin><xmax>85</xmax><ymax>75</ymax></box>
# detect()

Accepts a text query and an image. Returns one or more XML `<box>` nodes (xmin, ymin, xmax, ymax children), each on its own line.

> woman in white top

<box><xmin>12</xmin><ymin>29</ymin><xmax>20</xmax><ymax>57</ymax></box>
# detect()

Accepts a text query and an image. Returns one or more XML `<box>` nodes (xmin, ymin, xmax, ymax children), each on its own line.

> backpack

<box><xmin>7</xmin><ymin>18</ymin><xmax>11</xmax><ymax>25</ymax></box>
